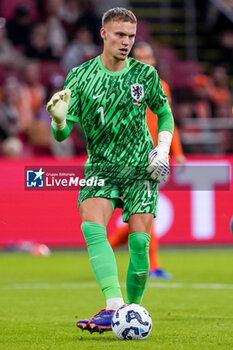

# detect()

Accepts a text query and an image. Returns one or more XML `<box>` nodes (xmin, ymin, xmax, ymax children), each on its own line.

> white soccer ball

<box><xmin>111</xmin><ymin>304</ymin><xmax>152</xmax><ymax>340</ymax></box>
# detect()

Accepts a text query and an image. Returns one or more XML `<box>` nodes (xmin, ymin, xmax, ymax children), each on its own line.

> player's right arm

<box><xmin>46</xmin><ymin>69</ymin><xmax>80</xmax><ymax>142</ymax></box>
<box><xmin>146</xmin><ymin>68</ymin><xmax>174</xmax><ymax>182</ymax></box>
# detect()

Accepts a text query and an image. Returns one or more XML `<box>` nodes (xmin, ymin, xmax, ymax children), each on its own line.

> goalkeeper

<box><xmin>47</xmin><ymin>7</ymin><xmax>174</xmax><ymax>334</ymax></box>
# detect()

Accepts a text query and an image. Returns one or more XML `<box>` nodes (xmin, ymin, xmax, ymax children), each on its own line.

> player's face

<box><xmin>132</xmin><ymin>46</ymin><xmax>156</xmax><ymax>67</ymax></box>
<box><xmin>101</xmin><ymin>20</ymin><xmax>136</xmax><ymax>61</ymax></box>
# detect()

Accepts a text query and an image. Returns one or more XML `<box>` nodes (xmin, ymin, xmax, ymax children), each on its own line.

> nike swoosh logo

<box><xmin>142</xmin><ymin>202</ymin><xmax>153</xmax><ymax>206</ymax></box>
<box><xmin>93</xmin><ymin>93</ymin><xmax>104</xmax><ymax>99</ymax></box>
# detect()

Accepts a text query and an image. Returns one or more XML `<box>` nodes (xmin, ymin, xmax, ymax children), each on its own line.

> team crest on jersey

<box><xmin>131</xmin><ymin>83</ymin><xmax>144</xmax><ymax>102</ymax></box>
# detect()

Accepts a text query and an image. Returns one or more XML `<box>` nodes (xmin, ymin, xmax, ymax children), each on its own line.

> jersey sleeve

<box><xmin>147</xmin><ymin>68</ymin><xmax>170</xmax><ymax>114</ymax></box>
<box><xmin>63</xmin><ymin>68</ymin><xmax>81</xmax><ymax>123</ymax></box>
<box><xmin>147</xmin><ymin>68</ymin><xmax>174</xmax><ymax>134</ymax></box>
<box><xmin>51</xmin><ymin>120</ymin><xmax>74</xmax><ymax>142</ymax></box>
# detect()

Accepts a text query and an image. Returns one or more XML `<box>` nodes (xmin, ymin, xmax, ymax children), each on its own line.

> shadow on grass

<box><xmin>75</xmin><ymin>335</ymin><xmax>118</xmax><ymax>342</ymax></box>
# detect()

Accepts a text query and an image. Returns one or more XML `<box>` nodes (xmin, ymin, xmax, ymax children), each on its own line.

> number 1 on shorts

<box><xmin>144</xmin><ymin>180</ymin><xmax>151</xmax><ymax>198</ymax></box>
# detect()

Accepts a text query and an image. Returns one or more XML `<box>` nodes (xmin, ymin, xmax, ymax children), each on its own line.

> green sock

<box><xmin>81</xmin><ymin>221</ymin><xmax>122</xmax><ymax>300</ymax></box>
<box><xmin>126</xmin><ymin>232</ymin><xmax>150</xmax><ymax>304</ymax></box>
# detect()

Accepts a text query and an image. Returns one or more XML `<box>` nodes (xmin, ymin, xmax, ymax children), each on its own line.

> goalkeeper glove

<box><xmin>46</xmin><ymin>89</ymin><xmax>71</xmax><ymax>130</ymax></box>
<box><xmin>146</xmin><ymin>130</ymin><xmax>172</xmax><ymax>183</ymax></box>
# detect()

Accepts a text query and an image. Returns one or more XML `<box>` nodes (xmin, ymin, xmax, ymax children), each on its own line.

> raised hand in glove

<box><xmin>46</xmin><ymin>89</ymin><xmax>71</xmax><ymax>130</ymax></box>
<box><xmin>147</xmin><ymin>131</ymin><xmax>172</xmax><ymax>183</ymax></box>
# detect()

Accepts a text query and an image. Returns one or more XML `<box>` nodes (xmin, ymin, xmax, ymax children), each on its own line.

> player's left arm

<box><xmin>146</xmin><ymin>68</ymin><xmax>174</xmax><ymax>182</ymax></box>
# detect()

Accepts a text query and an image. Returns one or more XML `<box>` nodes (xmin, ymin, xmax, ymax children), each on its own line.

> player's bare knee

<box><xmin>79</xmin><ymin>198</ymin><xmax>113</xmax><ymax>226</ymax></box>
<box><xmin>128</xmin><ymin>213</ymin><xmax>153</xmax><ymax>235</ymax></box>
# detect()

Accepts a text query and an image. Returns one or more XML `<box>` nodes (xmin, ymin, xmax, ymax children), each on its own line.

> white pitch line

<box><xmin>148</xmin><ymin>282</ymin><xmax>233</xmax><ymax>290</ymax></box>
<box><xmin>0</xmin><ymin>282</ymin><xmax>98</xmax><ymax>290</ymax></box>
<box><xmin>0</xmin><ymin>282</ymin><xmax>233</xmax><ymax>290</ymax></box>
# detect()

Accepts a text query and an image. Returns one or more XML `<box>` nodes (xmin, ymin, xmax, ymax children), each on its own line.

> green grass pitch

<box><xmin>1</xmin><ymin>248</ymin><xmax>233</xmax><ymax>350</ymax></box>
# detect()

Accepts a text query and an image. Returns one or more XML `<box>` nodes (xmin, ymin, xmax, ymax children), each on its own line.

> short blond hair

<box><xmin>102</xmin><ymin>7</ymin><xmax>137</xmax><ymax>27</ymax></box>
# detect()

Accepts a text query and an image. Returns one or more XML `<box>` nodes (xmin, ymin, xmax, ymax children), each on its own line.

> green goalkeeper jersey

<box><xmin>63</xmin><ymin>55</ymin><xmax>174</xmax><ymax>179</ymax></box>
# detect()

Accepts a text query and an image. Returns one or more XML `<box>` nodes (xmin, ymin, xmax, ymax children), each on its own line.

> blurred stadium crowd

<box><xmin>0</xmin><ymin>0</ymin><xmax>232</xmax><ymax>158</ymax></box>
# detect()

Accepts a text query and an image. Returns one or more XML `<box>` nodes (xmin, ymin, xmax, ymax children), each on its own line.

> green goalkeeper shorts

<box><xmin>78</xmin><ymin>176</ymin><xmax>158</xmax><ymax>223</ymax></box>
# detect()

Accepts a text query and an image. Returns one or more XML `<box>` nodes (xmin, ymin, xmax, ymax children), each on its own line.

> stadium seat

<box><xmin>136</xmin><ymin>20</ymin><xmax>152</xmax><ymax>43</ymax></box>
<box><xmin>170</xmin><ymin>60</ymin><xmax>202</xmax><ymax>89</ymax></box>
<box><xmin>156</xmin><ymin>45</ymin><xmax>178</xmax><ymax>85</ymax></box>
<box><xmin>158</xmin><ymin>45</ymin><xmax>178</xmax><ymax>63</ymax></box>
<box><xmin>39</xmin><ymin>61</ymin><xmax>65</xmax><ymax>87</ymax></box>
<box><xmin>1</xmin><ymin>0</ymin><xmax>38</xmax><ymax>20</ymax></box>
